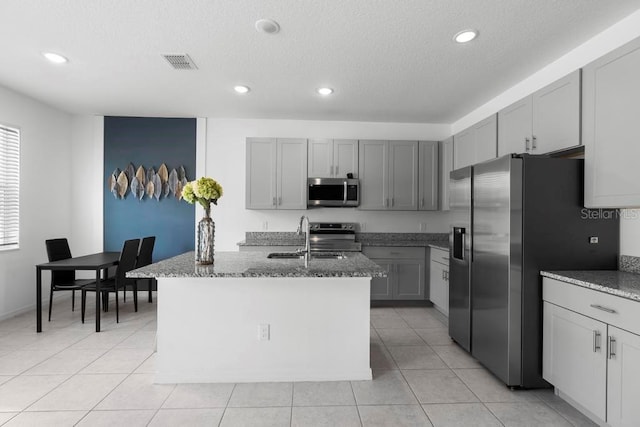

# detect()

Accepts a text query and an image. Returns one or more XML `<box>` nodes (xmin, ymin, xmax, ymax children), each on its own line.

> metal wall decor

<box><xmin>107</xmin><ymin>162</ymin><xmax>189</xmax><ymax>201</ymax></box>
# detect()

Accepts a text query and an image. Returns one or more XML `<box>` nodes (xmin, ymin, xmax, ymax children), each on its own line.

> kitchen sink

<box><xmin>267</xmin><ymin>252</ymin><xmax>304</xmax><ymax>259</ymax></box>
<box><xmin>312</xmin><ymin>252</ymin><xmax>347</xmax><ymax>260</ymax></box>
<box><xmin>266</xmin><ymin>252</ymin><xmax>347</xmax><ymax>260</ymax></box>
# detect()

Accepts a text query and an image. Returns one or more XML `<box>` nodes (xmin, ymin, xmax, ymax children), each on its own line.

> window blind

<box><xmin>0</xmin><ymin>124</ymin><xmax>19</xmax><ymax>249</ymax></box>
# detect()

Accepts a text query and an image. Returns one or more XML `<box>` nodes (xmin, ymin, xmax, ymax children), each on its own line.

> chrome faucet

<box><xmin>297</xmin><ymin>215</ymin><xmax>311</xmax><ymax>267</ymax></box>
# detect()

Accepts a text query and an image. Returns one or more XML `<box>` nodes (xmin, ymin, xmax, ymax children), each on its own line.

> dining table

<box><xmin>35</xmin><ymin>252</ymin><xmax>120</xmax><ymax>332</ymax></box>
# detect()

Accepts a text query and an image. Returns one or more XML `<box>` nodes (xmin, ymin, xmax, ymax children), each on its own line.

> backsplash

<box><xmin>619</xmin><ymin>255</ymin><xmax>640</xmax><ymax>274</ymax></box>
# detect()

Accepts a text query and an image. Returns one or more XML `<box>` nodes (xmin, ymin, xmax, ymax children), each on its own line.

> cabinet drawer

<box><xmin>543</xmin><ymin>277</ymin><xmax>640</xmax><ymax>335</ymax></box>
<box><xmin>363</xmin><ymin>246</ymin><xmax>424</xmax><ymax>259</ymax></box>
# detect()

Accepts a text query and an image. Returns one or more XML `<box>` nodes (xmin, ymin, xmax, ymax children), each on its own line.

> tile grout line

<box><xmin>218</xmin><ymin>383</ymin><xmax>237</xmax><ymax>427</ymax></box>
<box><xmin>348</xmin><ymin>377</ymin><xmax>364</xmax><ymax>426</ymax></box>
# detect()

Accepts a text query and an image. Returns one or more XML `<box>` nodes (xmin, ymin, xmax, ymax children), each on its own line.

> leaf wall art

<box><xmin>106</xmin><ymin>163</ymin><xmax>190</xmax><ymax>202</ymax></box>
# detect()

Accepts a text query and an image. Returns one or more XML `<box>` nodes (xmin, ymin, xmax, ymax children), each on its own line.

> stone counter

<box><xmin>128</xmin><ymin>251</ymin><xmax>386</xmax><ymax>279</ymax></box>
<box><xmin>541</xmin><ymin>270</ymin><xmax>640</xmax><ymax>302</ymax></box>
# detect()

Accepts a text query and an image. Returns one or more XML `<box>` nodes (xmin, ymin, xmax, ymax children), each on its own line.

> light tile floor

<box><xmin>0</xmin><ymin>295</ymin><xmax>597</xmax><ymax>426</ymax></box>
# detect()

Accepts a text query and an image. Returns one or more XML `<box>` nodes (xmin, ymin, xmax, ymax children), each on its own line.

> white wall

<box><xmin>206</xmin><ymin>118</ymin><xmax>452</xmax><ymax>251</ymax></box>
<box><xmin>70</xmin><ymin>116</ymin><xmax>104</xmax><ymax>268</ymax></box>
<box><xmin>451</xmin><ymin>8</ymin><xmax>640</xmax><ymax>258</ymax></box>
<box><xmin>0</xmin><ymin>85</ymin><xmax>73</xmax><ymax>320</ymax></box>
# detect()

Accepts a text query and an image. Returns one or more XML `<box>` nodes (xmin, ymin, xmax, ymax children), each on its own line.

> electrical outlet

<box><xmin>259</xmin><ymin>324</ymin><xmax>270</xmax><ymax>341</ymax></box>
<box><xmin>262</xmin><ymin>221</ymin><xmax>268</xmax><ymax>230</ymax></box>
<box><xmin>589</xmin><ymin>236</ymin><xmax>599</xmax><ymax>244</ymax></box>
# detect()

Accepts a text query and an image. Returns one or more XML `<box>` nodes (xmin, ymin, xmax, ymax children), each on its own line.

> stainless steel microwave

<box><xmin>307</xmin><ymin>178</ymin><xmax>360</xmax><ymax>207</ymax></box>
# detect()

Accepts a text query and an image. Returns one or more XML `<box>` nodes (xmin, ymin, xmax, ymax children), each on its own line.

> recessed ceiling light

<box><xmin>43</xmin><ymin>52</ymin><xmax>68</xmax><ymax>64</ymax></box>
<box><xmin>317</xmin><ymin>87</ymin><xmax>334</xmax><ymax>96</ymax></box>
<box><xmin>255</xmin><ymin>19</ymin><xmax>280</xmax><ymax>34</ymax></box>
<box><xmin>453</xmin><ymin>30</ymin><xmax>478</xmax><ymax>44</ymax></box>
<box><xmin>234</xmin><ymin>85</ymin><xmax>250</xmax><ymax>94</ymax></box>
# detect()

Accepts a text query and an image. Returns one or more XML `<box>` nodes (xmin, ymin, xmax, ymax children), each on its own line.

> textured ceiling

<box><xmin>1</xmin><ymin>0</ymin><xmax>639</xmax><ymax>123</ymax></box>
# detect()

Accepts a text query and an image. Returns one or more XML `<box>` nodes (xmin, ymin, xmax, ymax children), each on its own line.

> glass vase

<box><xmin>195</xmin><ymin>209</ymin><xmax>215</xmax><ymax>265</ymax></box>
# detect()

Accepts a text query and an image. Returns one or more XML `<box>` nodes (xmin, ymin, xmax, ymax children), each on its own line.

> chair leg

<box><xmin>123</xmin><ymin>287</ymin><xmax>127</xmax><ymax>302</ymax></box>
<box><xmin>48</xmin><ymin>286</ymin><xmax>54</xmax><ymax>321</ymax></box>
<box><xmin>148</xmin><ymin>279</ymin><xmax>153</xmax><ymax>303</ymax></box>
<box><xmin>81</xmin><ymin>290</ymin><xmax>86</xmax><ymax>324</ymax></box>
<box><xmin>72</xmin><ymin>289</ymin><xmax>75</xmax><ymax>311</ymax></box>
<box><xmin>115</xmin><ymin>289</ymin><xmax>119</xmax><ymax>323</ymax></box>
<box><xmin>133</xmin><ymin>284</ymin><xmax>138</xmax><ymax>312</ymax></box>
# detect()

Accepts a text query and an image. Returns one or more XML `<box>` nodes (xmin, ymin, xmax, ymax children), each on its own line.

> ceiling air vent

<box><xmin>162</xmin><ymin>54</ymin><xmax>198</xmax><ymax>70</ymax></box>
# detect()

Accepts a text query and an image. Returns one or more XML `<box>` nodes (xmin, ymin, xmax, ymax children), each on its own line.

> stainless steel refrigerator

<box><xmin>449</xmin><ymin>154</ymin><xmax>619</xmax><ymax>388</ymax></box>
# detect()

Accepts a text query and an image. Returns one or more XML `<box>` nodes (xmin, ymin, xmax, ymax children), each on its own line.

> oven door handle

<box><xmin>343</xmin><ymin>181</ymin><xmax>348</xmax><ymax>204</ymax></box>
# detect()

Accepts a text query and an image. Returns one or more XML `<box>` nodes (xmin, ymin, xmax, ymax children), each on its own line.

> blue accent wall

<box><xmin>103</xmin><ymin>117</ymin><xmax>196</xmax><ymax>261</ymax></box>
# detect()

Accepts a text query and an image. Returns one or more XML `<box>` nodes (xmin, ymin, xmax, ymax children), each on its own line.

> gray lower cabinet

<box><xmin>363</xmin><ymin>246</ymin><xmax>425</xmax><ymax>300</ymax></box>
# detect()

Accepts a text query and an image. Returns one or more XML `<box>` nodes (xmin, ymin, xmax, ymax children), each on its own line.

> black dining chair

<box><xmin>137</xmin><ymin>236</ymin><xmax>156</xmax><ymax>303</ymax></box>
<box><xmin>81</xmin><ymin>238</ymin><xmax>140</xmax><ymax>324</ymax></box>
<box><xmin>45</xmin><ymin>238</ymin><xmax>94</xmax><ymax>321</ymax></box>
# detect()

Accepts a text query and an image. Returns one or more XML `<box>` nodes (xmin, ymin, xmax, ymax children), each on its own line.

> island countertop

<box><xmin>128</xmin><ymin>251</ymin><xmax>387</xmax><ymax>279</ymax></box>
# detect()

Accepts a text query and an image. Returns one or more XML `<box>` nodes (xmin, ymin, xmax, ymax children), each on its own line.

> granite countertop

<box><xmin>128</xmin><ymin>251</ymin><xmax>387</xmax><ymax>279</ymax></box>
<box><xmin>541</xmin><ymin>270</ymin><xmax>640</xmax><ymax>302</ymax></box>
<box><xmin>237</xmin><ymin>232</ymin><xmax>449</xmax><ymax>249</ymax></box>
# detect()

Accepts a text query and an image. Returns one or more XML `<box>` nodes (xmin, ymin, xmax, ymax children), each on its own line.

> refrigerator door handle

<box><xmin>452</xmin><ymin>227</ymin><xmax>466</xmax><ymax>260</ymax></box>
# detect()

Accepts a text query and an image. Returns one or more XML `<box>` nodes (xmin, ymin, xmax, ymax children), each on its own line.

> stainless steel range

<box><xmin>309</xmin><ymin>222</ymin><xmax>361</xmax><ymax>252</ymax></box>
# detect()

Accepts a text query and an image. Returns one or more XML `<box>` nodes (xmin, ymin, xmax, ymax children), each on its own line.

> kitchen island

<box><xmin>128</xmin><ymin>251</ymin><xmax>385</xmax><ymax>383</ymax></box>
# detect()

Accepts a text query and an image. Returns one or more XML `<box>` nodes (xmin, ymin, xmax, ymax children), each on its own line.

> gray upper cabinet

<box><xmin>333</xmin><ymin>139</ymin><xmax>358</xmax><ymax>178</ymax></box>
<box><xmin>498</xmin><ymin>97</ymin><xmax>532</xmax><ymax>156</ymax></box>
<box><xmin>439</xmin><ymin>137</ymin><xmax>454</xmax><ymax>211</ymax></box>
<box><xmin>474</xmin><ymin>114</ymin><xmax>498</xmax><ymax>164</ymax></box>
<box><xmin>359</xmin><ymin>140</ymin><xmax>388</xmax><ymax>210</ymax></box>
<box><xmin>246</xmin><ymin>137</ymin><xmax>277</xmax><ymax>209</ymax></box>
<box><xmin>246</xmin><ymin>137</ymin><xmax>307</xmax><ymax>209</ymax></box>
<box><xmin>454</xmin><ymin>114</ymin><xmax>498</xmax><ymax>169</ymax></box>
<box><xmin>453</xmin><ymin>127</ymin><xmax>475</xmax><ymax>169</ymax></box>
<box><xmin>418</xmin><ymin>140</ymin><xmax>439</xmax><ymax>211</ymax></box>
<box><xmin>307</xmin><ymin>138</ymin><xmax>358</xmax><ymax>178</ymax></box>
<box><xmin>389</xmin><ymin>141</ymin><xmax>419</xmax><ymax>210</ymax></box>
<box><xmin>498</xmin><ymin>70</ymin><xmax>581</xmax><ymax>156</ymax></box>
<box><xmin>584</xmin><ymin>37</ymin><xmax>640</xmax><ymax>208</ymax></box>
<box><xmin>359</xmin><ymin>140</ymin><xmax>418</xmax><ymax>210</ymax></box>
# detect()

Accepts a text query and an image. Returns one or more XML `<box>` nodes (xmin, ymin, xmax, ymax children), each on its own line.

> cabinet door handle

<box><xmin>532</xmin><ymin>135</ymin><xmax>537</xmax><ymax>150</ymax></box>
<box><xmin>335</xmin><ymin>165</ymin><xmax>339</xmax><ymax>175</ymax></box>
<box><xmin>421</xmin><ymin>198</ymin><xmax>425</xmax><ymax>208</ymax></box>
<box><xmin>593</xmin><ymin>330</ymin><xmax>601</xmax><ymax>352</ymax></box>
<box><xmin>385</xmin><ymin>198</ymin><xmax>389</xmax><ymax>207</ymax></box>
<box><xmin>525</xmin><ymin>137</ymin><xmax>531</xmax><ymax>151</ymax></box>
<box><xmin>391</xmin><ymin>198</ymin><xmax>394</xmax><ymax>207</ymax></box>
<box><xmin>272</xmin><ymin>197</ymin><xmax>276</xmax><ymax>206</ymax></box>
<box><xmin>278</xmin><ymin>197</ymin><xmax>282</xmax><ymax>205</ymax></box>
<box><xmin>608</xmin><ymin>336</ymin><xmax>616</xmax><ymax>359</ymax></box>
<box><xmin>590</xmin><ymin>304</ymin><xmax>617</xmax><ymax>314</ymax></box>
<box><xmin>330</xmin><ymin>165</ymin><xmax>334</xmax><ymax>176</ymax></box>
<box><xmin>442</xmin><ymin>271</ymin><xmax>445</xmax><ymax>280</ymax></box>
